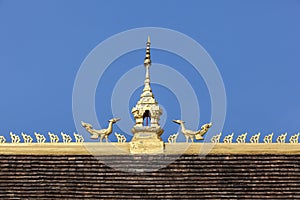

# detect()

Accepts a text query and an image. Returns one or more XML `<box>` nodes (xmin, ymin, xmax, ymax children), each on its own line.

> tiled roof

<box><xmin>0</xmin><ymin>153</ymin><xmax>299</xmax><ymax>199</ymax></box>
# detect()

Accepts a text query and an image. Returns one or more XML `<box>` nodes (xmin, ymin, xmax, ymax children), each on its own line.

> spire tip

<box><xmin>144</xmin><ymin>36</ymin><xmax>151</xmax><ymax>67</ymax></box>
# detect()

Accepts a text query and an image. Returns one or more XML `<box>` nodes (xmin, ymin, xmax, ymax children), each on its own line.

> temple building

<box><xmin>0</xmin><ymin>37</ymin><xmax>299</xmax><ymax>199</ymax></box>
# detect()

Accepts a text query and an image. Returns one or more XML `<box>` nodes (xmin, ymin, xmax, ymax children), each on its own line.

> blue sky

<box><xmin>0</xmin><ymin>0</ymin><xmax>299</xmax><ymax>142</ymax></box>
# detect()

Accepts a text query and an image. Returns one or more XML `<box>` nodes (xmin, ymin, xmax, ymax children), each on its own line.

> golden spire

<box><xmin>142</xmin><ymin>36</ymin><xmax>153</xmax><ymax>96</ymax></box>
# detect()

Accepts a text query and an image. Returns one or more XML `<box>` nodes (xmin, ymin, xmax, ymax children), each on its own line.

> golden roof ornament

<box><xmin>130</xmin><ymin>37</ymin><xmax>165</xmax><ymax>154</ymax></box>
<box><xmin>81</xmin><ymin>118</ymin><xmax>120</xmax><ymax>142</ymax></box>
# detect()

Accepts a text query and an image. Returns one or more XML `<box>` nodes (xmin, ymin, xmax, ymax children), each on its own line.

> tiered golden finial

<box><xmin>131</xmin><ymin>37</ymin><xmax>163</xmax><ymax>130</ymax></box>
<box><xmin>130</xmin><ymin>37</ymin><xmax>164</xmax><ymax>154</ymax></box>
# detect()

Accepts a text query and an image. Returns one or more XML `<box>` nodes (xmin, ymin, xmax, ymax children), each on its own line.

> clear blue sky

<box><xmin>0</xmin><ymin>0</ymin><xmax>299</xmax><ymax>142</ymax></box>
